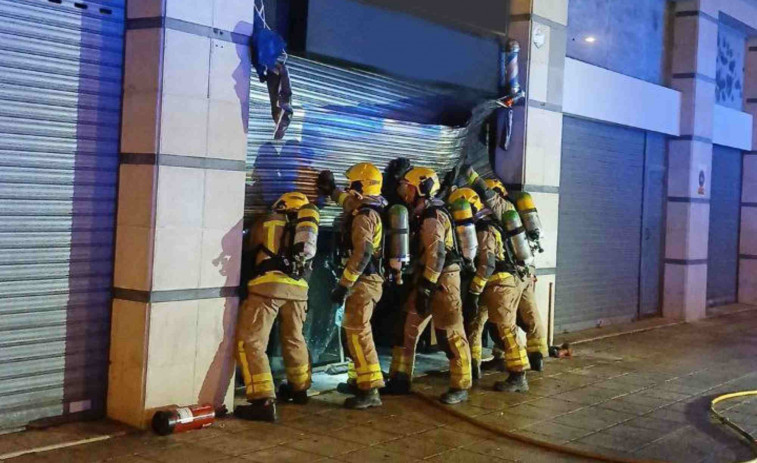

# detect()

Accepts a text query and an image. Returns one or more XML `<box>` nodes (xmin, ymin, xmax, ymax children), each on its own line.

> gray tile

<box><xmin>521</xmin><ymin>420</ymin><xmax>594</xmax><ymax>442</ymax></box>
<box><xmin>623</xmin><ymin>415</ymin><xmax>688</xmax><ymax>433</ymax></box>
<box><xmin>553</xmin><ymin>407</ymin><xmax>635</xmax><ymax>431</ymax></box>
<box><xmin>552</xmin><ymin>386</ymin><xmax>624</xmax><ymax>405</ymax></box>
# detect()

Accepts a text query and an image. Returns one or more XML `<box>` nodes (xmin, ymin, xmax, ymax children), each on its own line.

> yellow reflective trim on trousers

<box><xmin>252</xmin><ymin>372</ymin><xmax>273</xmax><ymax>383</ymax></box>
<box><xmin>249</xmin><ymin>272</ymin><xmax>309</xmax><ymax>288</ymax></box>
<box><xmin>236</xmin><ymin>341</ymin><xmax>253</xmax><ymax>391</ymax></box>
<box><xmin>471</xmin><ymin>345</ymin><xmax>482</xmax><ymax>361</ymax></box>
<box><xmin>350</xmin><ymin>334</ymin><xmax>370</xmax><ymax>371</ymax></box>
<box><xmin>471</xmin><ymin>276</ymin><xmax>487</xmax><ymax>292</ymax></box>
<box><xmin>357</xmin><ymin>370</ymin><xmax>384</xmax><ymax>383</ymax></box>
<box><xmin>286</xmin><ymin>364</ymin><xmax>309</xmax><ymax>376</ymax></box>
<box><xmin>252</xmin><ymin>382</ymin><xmax>274</xmax><ymax>393</ymax></box>
<box><xmin>489</xmin><ymin>272</ymin><xmax>513</xmax><ymax>283</ymax></box>
<box><xmin>287</xmin><ymin>373</ymin><xmax>310</xmax><ymax>386</ymax></box>
<box><xmin>527</xmin><ymin>338</ymin><xmax>548</xmax><ymax>354</ymax></box>
<box><xmin>342</xmin><ymin>268</ymin><xmax>361</xmax><ymax>283</ymax></box>
<box><xmin>451</xmin><ymin>336</ymin><xmax>472</xmax><ymax>381</ymax></box>
<box><xmin>502</xmin><ymin>331</ymin><xmax>529</xmax><ymax>369</ymax></box>
<box><xmin>348</xmin><ymin>362</ymin><xmax>357</xmax><ymax>380</ymax></box>
<box><xmin>299</xmin><ymin>221</ymin><xmax>318</xmax><ymax>230</ymax></box>
<box><xmin>391</xmin><ymin>347</ymin><xmax>413</xmax><ymax>374</ymax></box>
<box><xmin>422</xmin><ymin>268</ymin><xmax>441</xmax><ymax>284</ymax></box>
<box><xmin>356</xmin><ymin>363</ymin><xmax>382</xmax><ymax>374</ymax></box>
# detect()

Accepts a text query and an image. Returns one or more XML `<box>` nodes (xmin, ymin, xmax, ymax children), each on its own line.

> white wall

<box><xmin>713</xmin><ymin>104</ymin><xmax>754</xmax><ymax>150</ymax></box>
<box><xmin>563</xmin><ymin>58</ymin><xmax>681</xmax><ymax>136</ymax></box>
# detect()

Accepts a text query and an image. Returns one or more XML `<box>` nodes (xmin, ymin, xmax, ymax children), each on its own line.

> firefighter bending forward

<box><xmin>235</xmin><ymin>192</ymin><xmax>319</xmax><ymax>422</ymax></box>
<box><xmin>317</xmin><ymin>163</ymin><xmax>387</xmax><ymax>409</ymax></box>
<box><xmin>463</xmin><ymin>166</ymin><xmax>549</xmax><ymax>373</ymax></box>
<box><xmin>452</xmin><ymin>188</ymin><xmax>530</xmax><ymax>392</ymax></box>
<box><xmin>384</xmin><ymin>167</ymin><xmax>472</xmax><ymax>404</ymax></box>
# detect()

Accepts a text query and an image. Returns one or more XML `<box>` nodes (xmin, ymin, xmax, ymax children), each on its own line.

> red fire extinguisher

<box><xmin>152</xmin><ymin>404</ymin><xmax>227</xmax><ymax>436</ymax></box>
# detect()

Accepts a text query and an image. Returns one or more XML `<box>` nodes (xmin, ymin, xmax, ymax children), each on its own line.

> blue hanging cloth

<box><xmin>251</xmin><ymin>0</ymin><xmax>292</xmax><ymax>139</ymax></box>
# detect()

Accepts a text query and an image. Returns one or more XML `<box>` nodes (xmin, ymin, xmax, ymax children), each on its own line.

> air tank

<box><xmin>501</xmin><ymin>210</ymin><xmax>533</xmax><ymax>266</ymax></box>
<box><xmin>386</xmin><ymin>204</ymin><xmax>410</xmax><ymax>284</ymax></box>
<box><xmin>449</xmin><ymin>198</ymin><xmax>479</xmax><ymax>269</ymax></box>
<box><xmin>293</xmin><ymin>203</ymin><xmax>320</xmax><ymax>263</ymax></box>
<box><xmin>514</xmin><ymin>192</ymin><xmax>544</xmax><ymax>253</ymax></box>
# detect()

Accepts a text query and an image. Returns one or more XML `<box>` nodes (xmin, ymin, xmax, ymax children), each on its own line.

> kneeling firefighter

<box><xmin>462</xmin><ymin>165</ymin><xmax>548</xmax><ymax>372</ymax></box>
<box><xmin>235</xmin><ymin>192</ymin><xmax>320</xmax><ymax>422</ymax></box>
<box><xmin>384</xmin><ymin>167</ymin><xmax>473</xmax><ymax>404</ymax></box>
<box><xmin>451</xmin><ymin>188</ymin><xmax>531</xmax><ymax>391</ymax></box>
<box><xmin>317</xmin><ymin>163</ymin><xmax>388</xmax><ymax>410</ymax></box>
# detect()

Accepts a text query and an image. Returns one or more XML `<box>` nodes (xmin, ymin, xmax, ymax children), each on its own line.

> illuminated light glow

<box><xmin>584</xmin><ymin>36</ymin><xmax>597</xmax><ymax>43</ymax></box>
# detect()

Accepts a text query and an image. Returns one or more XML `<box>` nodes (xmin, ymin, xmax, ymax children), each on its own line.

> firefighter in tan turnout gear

<box><xmin>463</xmin><ymin>165</ymin><xmax>549</xmax><ymax>373</ymax></box>
<box><xmin>317</xmin><ymin>163</ymin><xmax>387</xmax><ymax>409</ymax></box>
<box><xmin>384</xmin><ymin>167</ymin><xmax>473</xmax><ymax>404</ymax></box>
<box><xmin>235</xmin><ymin>192</ymin><xmax>320</xmax><ymax>422</ymax></box>
<box><xmin>451</xmin><ymin>187</ymin><xmax>530</xmax><ymax>392</ymax></box>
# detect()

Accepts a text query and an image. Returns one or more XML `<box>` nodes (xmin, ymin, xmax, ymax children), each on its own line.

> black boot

<box><xmin>472</xmin><ymin>360</ymin><xmax>482</xmax><ymax>381</ymax></box>
<box><xmin>234</xmin><ymin>398</ymin><xmax>278</xmax><ymax>422</ymax></box>
<box><xmin>528</xmin><ymin>352</ymin><xmax>544</xmax><ymax>372</ymax></box>
<box><xmin>481</xmin><ymin>357</ymin><xmax>507</xmax><ymax>372</ymax></box>
<box><xmin>277</xmin><ymin>383</ymin><xmax>308</xmax><ymax>405</ymax></box>
<box><xmin>337</xmin><ymin>381</ymin><xmax>359</xmax><ymax>395</ymax></box>
<box><xmin>344</xmin><ymin>388</ymin><xmax>382</xmax><ymax>410</ymax></box>
<box><xmin>380</xmin><ymin>374</ymin><xmax>411</xmax><ymax>395</ymax></box>
<box><xmin>494</xmin><ymin>372</ymin><xmax>529</xmax><ymax>393</ymax></box>
<box><xmin>440</xmin><ymin>388</ymin><xmax>469</xmax><ymax>404</ymax></box>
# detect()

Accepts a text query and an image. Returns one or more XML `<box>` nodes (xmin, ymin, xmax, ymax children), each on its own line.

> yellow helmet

<box><xmin>448</xmin><ymin>187</ymin><xmax>483</xmax><ymax>213</ymax></box>
<box><xmin>403</xmin><ymin>167</ymin><xmax>440</xmax><ymax>198</ymax></box>
<box><xmin>485</xmin><ymin>178</ymin><xmax>508</xmax><ymax>197</ymax></box>
<box><xmin>345</xmin><ymin>162</ymin><xmax>383</xmax><ymax>196</ymax></box>
<box><xmin>272</xmin><ymin>192</ymin><xmax>309</xmax><ymax>212</ymax></box>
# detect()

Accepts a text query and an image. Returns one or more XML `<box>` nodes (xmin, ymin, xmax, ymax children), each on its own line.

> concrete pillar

<box><xmin>107</xmin><ymin>0</ymin><xmax>254</xmax><ymax>428</ymax></box>
<box><xmin>740</xmin><ymin>38</ymin><xmax>757</xmax><ymax>304</ymax></box>
<box><xmin>663</xmin><ymin>0</ymin><xmax>718</xmax><ymax>321</ymax></box>
<box><xmin>502</xmin><ymin>0</ymin><xmax>568</xmax><ymax>342</ymax></box>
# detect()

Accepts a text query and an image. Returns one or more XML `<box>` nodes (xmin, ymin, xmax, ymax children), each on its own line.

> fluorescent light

<box><xmin>584</xmin><ymin>36</ymin><xmax>596</xmax><ymax>43</ymax></box>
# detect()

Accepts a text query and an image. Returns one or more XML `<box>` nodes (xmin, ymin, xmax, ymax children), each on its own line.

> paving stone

<box><xmin>632</xmin><ymin>426</ymin><xmax>719</xmax><ymax>463</ymax></box>
<box><xmin>552</xmin><ymin>406</ymin><xmax>635</xmax><ymax>431</ymax></box>
<box><xmin>521</xmin><ymin>420</ymin><xmax>594</xmax><ymax>443</ymax></box>
<box><xmin>288</xmin><ymin>433</ymin><xmax>365</xmax><ymax>457</ymax></box>
<box><xmin>623</xmin><ymin>415</ymin><xmax>688</xmax><ymax>433</ymax></box>
<box><xmin>425</xmin><ymin>447</ymin><xmax>516</xmax><ymax>462</ymax></box>
<box><xmin>466</xmin><ymin>437</ymin><xmax>592</xmax><ymax>462</ymax></box>
<box><xmin>525</xmin><ymin>398</ymin><xmax>586</xmax><ymax>415</ymax></box>
<box><xmin>285</xmin><ymin>414</ymin><xmax>350</xmax><ymax>434</ymax></box>
<box><xmin>192</xmin><ymin>432</ymin><xmax>288</xmax><ymax>456</ymax></box>
<box><xmin>137</xmin><ymin>443</ymin><xmax>230</xmax><ymax>463</ymax></box>
<box><xmin>476</xmin><ymin>410</ymin><xmax>544</xmax><ymax>431</ymax></box>
<box><xmin>375</xmin><ymin>435</ymin><xmax>451</xmax><ymax>459</ymax></box>
<box><xmin>551</xmin><ymin>386</ymin><xmax>624</xmax><ymax>405</ymax></box>
<box><xmin>363</xmin><ymin>416</ymin><xmax>438</xmax><ymax>437</ymax></box>
<box><xmin>505</xmin><ymin>403</ymin><xmax>570</xmax><ymax>421</ymax></box>
<box><xmin>241</xmin><ymin>444</ymin><xmax>323</xmax><ymax>463</ymax></box>
<box><xmin>416</xmin><ymin>426</ymin><xmax>486</xmax><ymax>447</ymax></box>
<box><xmin>333</xmin><ymin>445</ymin><xmax>419</xmax><ymax>463</ymax></box>
<box><xmin>322</xmin><ymin>425</ymin><xmax>397</xmax><ymax>445</ymax></box>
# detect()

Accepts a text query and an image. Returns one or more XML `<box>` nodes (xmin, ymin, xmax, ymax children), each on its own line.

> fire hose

<box><xmin>710</xmin><ymin>391</ymin><xmax>757</xmax><ymax>452</ymax></box>
<box><xmin>411</xmin><ymin>390</ymin><xmax>665</xmax><ymax>463</ymax></box>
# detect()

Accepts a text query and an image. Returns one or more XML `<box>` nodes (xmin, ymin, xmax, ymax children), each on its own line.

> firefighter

<box><xmin>383</xmin><ymin>167</ymin><xmax>472</xmax><ymax>404</ymax></box>
<box><xmin>317</xmin><ymin>163</ymin><xmax>387</xmax><ymax>409</ymax></box>
<box><xmin>235</xmin><ymin>192</ymin><xmax>318</xmax><ymax>422</ymax></box>
<box><xmin>462</xmin><ymin>166</ymin><xmax>548</xmax><ymax>373</ymax></box>
<box><xmin>451</xmin><ymin>187</ymin><xmax>530</xmax><ymax>391</ymax></box>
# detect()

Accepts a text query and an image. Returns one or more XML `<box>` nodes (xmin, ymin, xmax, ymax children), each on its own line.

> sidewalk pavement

<box><xmin>1</xmin><ymin>308</ymin><xmax>756</xmax><ymax>463</ymax></box>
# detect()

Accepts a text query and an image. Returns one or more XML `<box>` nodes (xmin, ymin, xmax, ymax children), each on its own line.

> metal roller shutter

<box><xmin>556</xmin><ymin>117</ymin><xmax>646</xmax><ymax>332</ymax></box>
<box><xmin>245</xmin><ymin>55</ymin><xmax>490</xmax><ymax>227</ymax></box>
<box><xmin>707</xmin><ymin>146</ymin><xmax>742</xmax><ymax>307</ymax></box>
<box><xmin>0</xmin><ymin>0</ymin><xmax>124</xmax><ymax>429</ymax></box>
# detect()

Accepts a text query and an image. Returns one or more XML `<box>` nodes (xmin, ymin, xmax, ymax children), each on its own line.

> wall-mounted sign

<box><xmin>533</xmin><ymin>26</ymin><xmax>546</xmax><ymax>49</ymax></box>
<box><xmin>697</xmin><ymin>168</ymin><xmax>706</xmax><ymax>196</ymax></box>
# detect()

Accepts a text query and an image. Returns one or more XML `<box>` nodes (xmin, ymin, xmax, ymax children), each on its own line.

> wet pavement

<box><xmin>1</xmin><ymin>307</ymin><xmax>756</xmax><ymax>463</ymax></box>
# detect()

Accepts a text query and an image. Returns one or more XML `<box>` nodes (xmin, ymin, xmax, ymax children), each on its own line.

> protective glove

<box><xmin>461</xmin><ymin>164</ymin><xmax>477</xmax><ymax>184</ymax></box>
<box><xmin>415</xmin><ymin>278</ymin><xmax>436</xmax><ymax>317</ymax></box>
<box><xmin>330</xmin><ymin>283</ymin><xmax>349</xmax><ymax>306</ymax></box>
<box><xmin>317</xmin><ymin>170</ymin><xmax>336</xmax><ymax>197</ymax></box>
<box><xmin>463</xmin><ymin>292</ymin><xmax>480</xmax><ymax>320</ymax></box>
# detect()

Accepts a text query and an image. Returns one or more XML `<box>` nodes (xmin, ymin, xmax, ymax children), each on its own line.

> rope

<box><xmin>411</xmin><ymin>391</ymin><xmax>665</xmax><ymax>463</ymax></box>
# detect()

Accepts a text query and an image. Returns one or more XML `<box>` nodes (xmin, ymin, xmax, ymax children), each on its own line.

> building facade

<box><xmin>0</xmin><ymin>0</ymin><xmax>754</xmax><ymax>430</ymax></box>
